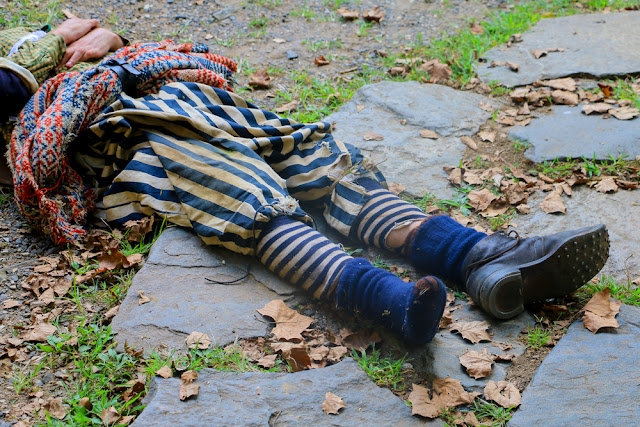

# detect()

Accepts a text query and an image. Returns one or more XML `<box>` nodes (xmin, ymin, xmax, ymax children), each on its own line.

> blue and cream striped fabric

<box><xmin>73</xmin><ymin>82</ymin><xmax>383</xmax><ymax>255</ymax></box>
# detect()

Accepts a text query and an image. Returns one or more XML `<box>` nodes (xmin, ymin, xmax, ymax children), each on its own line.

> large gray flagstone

<box><xmin>508</xmin><ymin>304</ymin><xmax>640</xmax><ymax>426</ymax></box>
<box><xmin>509</xmin><ymin>105</ymin><xmax>640</xmax><ymax>162</ymax></box>
<box><xmin>133</xmin><ymin>358</ymin><xmax>439</xmax><ymax>426</ymax></box>
<box><xmin>515</xmin><ymin>187</ymin><xmax>640</xmax><ymax>280</ymax></box>
<box><xmin>324</xmin><ymin>81</ymin><xmax>500</xmax><ymax>199</ymax></box>
<box><xmin>111</xmin><ymin>227</ymin><xmax>298</xmax><ymax>351</ymax></box>
<box><xmin>478</xmin><ymin>11</ymin><xmax>640</xmax><ymax>87</ymax></box>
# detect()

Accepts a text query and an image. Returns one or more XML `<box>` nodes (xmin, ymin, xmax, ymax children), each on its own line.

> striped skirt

<box><xmin>73</xmin><ymin>82</ymin><xmax>386</xmax><ymax>255</ymax></box>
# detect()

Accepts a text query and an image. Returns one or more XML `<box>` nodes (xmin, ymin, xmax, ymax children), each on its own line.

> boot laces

<box><xmin>465</xmin><ymin>229</ymin><xmax>521</xmax><ymax>270</ymax></box>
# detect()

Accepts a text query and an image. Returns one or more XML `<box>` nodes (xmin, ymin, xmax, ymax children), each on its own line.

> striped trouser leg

<box><xmin>349</xmin><ymin>177</ymin><xmax>428</xmax><ymax>252</ymax></box>
<box><xmin>256</xmin><ymin>216</ymin><xmax>353</xmax><ymax>300</ymax></box>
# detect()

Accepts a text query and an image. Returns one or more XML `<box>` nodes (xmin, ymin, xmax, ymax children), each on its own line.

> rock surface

<box><xmin>133</xmin><ymin>358</ymin><xmax>438</xmax><ymax>426</ymax></box>
<box><xmin>510</xmin><ymin>105</ymin><xmax>640</xmax><ymax>162</ymax></box>
<box><xmin>478</xmin><ymin>12</ymin><xmax>640</xmax><ymax>87</ymax></box>
<box><xmin>324</xmin><ymin>81</ymin><xmax>499</xmax><ymax>199</ymax></box>
<box><xmin>111</xmin><ymin>227</ymin><xmax>298</xmax><ymax>351</ymax></box>
<box><xmin>515</xmin><ymin>187</ymin><xmax>640</xmax><ymax>279</ymax></box>
<box><xmin>408</xmin><ymin>304</ymin><xmax>534</xmax><ymax>393</ymax></box>
<box><xmin>509</xmin><ymin>304</ymin><xmax>640</xmax><ymax>426</ymax></box>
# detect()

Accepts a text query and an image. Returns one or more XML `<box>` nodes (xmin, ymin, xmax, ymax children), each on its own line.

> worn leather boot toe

<box><xmin>462</xmin><ymin>224</ymin><xmax>609</xmax><ymax>319</ymax></box>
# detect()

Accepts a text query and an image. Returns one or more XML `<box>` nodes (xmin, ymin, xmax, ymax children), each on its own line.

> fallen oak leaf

<box><xmin>257</xmin><ymin>354</ymin><xmax>278</xmax><ymax>369</ymax></box>
<box><xmin>322</xmin><ymin>392</ymin><xmax>347</xmax><ymax>415</ymax></box>
<box><xmin>257</xmin><ymin>300</ymin><xmax>314</xmax><ymax>342</ymax></box>
<box><xmin>420</xmin><ymin>129</ymin><xmax>440</xmax><ymax>139</ymax></box>
<box><xmin>137</xmin><ymin>290</ymin><xmax>150</xmax><ymax>305</ymax></box>
<box><xmin>595</xmin><ymin>177</ymin><xmax>618</xmax><ymax>193</ymax></box>
<box><xmin>388</xmin><ymin>182</ymin><xmax>406</xmax><ymax>195</ymax></box>
<box><xmin>483</xmin><ymin>380</ymin><xmax>521</xmax><ymax>408</ymax></box>
<box><xmin>598</xmin><ymin>82</ymin><xmax>613</xmax><ymax>98</ymax></box>
<box><xmin>489</xmin><ymin>60</ymin><xmax>519</xmax><ymax>72</ymax></box>
<box><xmin>315</xmin><ymin>55</ymin><xmax>330</xmax><ymax>66</ymax></box>
<box><xmin>582</xmin><ymin>103</ymin><xmax>612</xmax><ymax>115</ymax></box>
<box><xmin>101</xmin><ymin>406</ymin><xmax>120</xmax><ymax>426</ymax></box>
<box><xmin>43</xmin><ymin>398</ymin><xmax>67</xmax><ymax>420</ymax></box>
<box><xmin>492</xmin><ymin>353</ymin><xmax>516</xmax><ymax>362</ymax></box>
<box><xmin>470</xmin><ymin>21</ymin><xmax>484</xmax><ymax>34</ymax></box>
<box><xmin>155</xmin><ymin>365</ymin><xmax>173</xmax><ymax>378</ymax></box>
<box><xmin>337</xmin><ymin>8</ymin><xmax>359</xmax><ymax>20</ymax></box>
<box><xmin>336</xmin><ymin>328</ymin><xmax>381</xmax><ymax>351</ymax></box>
<box><xmin>185</xmin><ymin>331</ymin><xmax>212</xmax><ymax>350</ymax></box>
<box><xmin>327</xmin><ymin>345</ymin><xmax>348</xmax><ymax>363</ymax></box>
<box><xmin>478</xmin><ymin>130</ymin><xmax>496</xmax><ymax>142</ymax></box>
<box><xmin>449</xmin><ymin>321</ymin><xmax>492</xmax><ymax>343</ymax></box>
<box><xmin>21</xmin><ymin>320</ymin><xmax>56</xmax><ymax>342</ymax></box>
<box><xmin>540</xmin><ymin>191</ymin><xmax>566</xmax><ymax>214</ymax></box>
<box><xmin>583</xmin><ymin>288</ymin><xmax>621</xmax><ymax>318</ymax></box>
<box><xmin>388</xmin><ymin>65</ymin><xmax>409</xmax><ymax>76</ymax></box>
<box><xmin>179</xmin><ymin>370</ymin><xmax>200</xmax><ymax>400</ymax></box>
<box><xmin>419</xmin><ymin>59</ymin><xmax>452</xmax><ymax>83</ymax></box>
<box><xmin>363</xmin><ymin>130</ymin><xmax>384</xmax><ymax>141</ymax></box>
<box><xmin>363</xmin><ymin>6</ymin><xmax>385</xmax><ymax>21</ymax></box>
<box><xmin>433</xmin><ymin>377</ymin><xmax>480</xmax><ymax>407</ymax></box>
<box><xmin>468</xmin><ymin>189</ymin><xmax>498</xmax><ymax>212</ymax></box>
<box><xmin>459</xmin><ymin>348</ymin><xmax>494</xmax><ymax>379</ymax></box>
<box><xmin>551</xmin><ymin>90</ymin><xmax>578</xmax><ymax>106</ymax></box>
<box><xmin>249</xmin><ymin>68</ymin><xmax>272</xmax><ymax>88</ymax></box>
<box><xmin>610</xmin><ymin>106</ymin><xmax>640</xmax><ymax>120</ymax></box>
<box><xmin>2</xmin><ymin>299</ymin><xmax>21</xmax><ymax>309</ymax></box>
<box><xmin>104</xmin><ymin>305</ymin><xmax>119</xmax><ymax>319</ymax></box>
<box><xmin>408</xmin><ymin>384</ymin><xmax>445</xmax><ymax>418</ymax></box>
<box><xmin>274</xmin><ymin>100</ymin><xmax>299</xmax><ymax>114</ymax></box>
<box><xmin>536</xmin><ymin>77</ymin><xmax>576</xmax><ymax>91</ymax></box>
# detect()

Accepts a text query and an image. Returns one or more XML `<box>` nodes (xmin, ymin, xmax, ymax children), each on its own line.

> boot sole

<box><xmin>481</xmin><ymin>224</ymin><xmax>610</xmax><ymax>319</ymax></box>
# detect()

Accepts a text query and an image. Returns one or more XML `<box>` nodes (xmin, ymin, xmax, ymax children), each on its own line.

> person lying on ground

<box><xmin>0</xmin><ymin>19</ymin><xmax>126</xmax><ymax>184</ymax></box>
<box><xmin>5</xmin><ymin>36</ymin><xmax>610</xmax><ymax>344</ymax></box>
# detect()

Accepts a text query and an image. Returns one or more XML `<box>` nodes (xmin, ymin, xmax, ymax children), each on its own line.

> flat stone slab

<box><xmin>405</xmin><ymin>303</ymin><xmax>534</xmax><ymax>393</ymax></box>
<box><xmin>133</xmin><ymin>358</ymin><xmax>438</xmax><ymax>426</ymax></box>
<box><xmin>111</xmin><ymin>227</ymin><xmax>298</xmax><ymax>351</ymax></box>
<box><xmin>509</xmin><ymin>304</ymin><xmax>640</xmax><ymax>426</ymax></box>
<box><xmin>515</xmin><ymin>186</ymin><xmax>640</xmax><ymax>280</ymax></box>
<box><xmin>510</xmin><ymin>105</ymin><xmax>640</xmax><ymax>162</ymax></box>
<box><xmin>478</xmin><ymin>11</ymin><xmax>640</xmax><ymax>87</ymax></box>
<box><xmin>324</xmin><ymin>81</ymin><xmax>500</xmax><ymax>199</ymax></box>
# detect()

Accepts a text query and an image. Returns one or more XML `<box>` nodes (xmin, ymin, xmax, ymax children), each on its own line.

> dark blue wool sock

<box><xmin>410</xmin><ymin>215</ymin><xmax>487</xmax><ymax>287</ymax></box>
<box><xmin>350</xmin><ymin>177</ymin><xmax>428</xmax><ymax>252</ymax></box>
<box><xmin>336</xmin><ymin>258</ymin><xmax>447</xmax><ymax>344</ymax></box>
<box><xmin>256</xmin><ymin>216</ymin><xmax>353</xmax><ymax>299</ymax></box>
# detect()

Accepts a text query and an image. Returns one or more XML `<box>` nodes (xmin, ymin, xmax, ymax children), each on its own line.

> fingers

<box><xmin>65</xmin><ymin>49</ymin><xmax>85</xmax><ymax>68</ymax></box>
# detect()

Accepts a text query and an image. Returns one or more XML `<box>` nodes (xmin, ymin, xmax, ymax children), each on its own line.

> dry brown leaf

<box><xmin>551</xmin><ymin>90</ymin><xmax>579</xmax><ymax>106</ymax></box>
<box><xmin>137</xmin><ymin>290</ymin><xmax>150</xmax><ymax>305</ymax></box>
<box><xmin>2</xmin><ymin>299</ymin><xmax>21</xmax><ymax>309</ymax></box>
<box><xmin>101</xmin><ymin>406</ymin><xmax>120</xmax><ymax>426</ymax></box>
<box><xmin>123</xmin><ymin>380</ymin><xmax>145</xmax><ymax>402</ymax></box>
<box><xmin>484</xmin><ymin>381</ymin><xmax>521</xmax><ymax>408</ymax></box>
<box><xmin>459</xmin><ymin>348</ymin><xmax>494</xmax><ymax>379</ymax></box>
<box><xmin>185</xmin><ymin>331</ymin><xmax>212</xmax><ymax>350</ymax></box>
<box><xmin>123</xmin><ymin>217</ymin><xmax>154</xmax><ymax>242</ymax></box>
<box><xmin>583</xmin><ymin>311</ymin><xmax>619</xmax><ymax>333</ymax></box>
<box><xmin>478</xmin><ymin>101</ymin><xmax>494</xmax><ymax>112</ymax></box>
<box><xmin>447</xmin><ymin>167</ymin><xmax>463</xmax><ymax>186</ymax></box>
<box><xmin>21</xmin><ymin>320</ymin><xmax>56</xmax><ymax>342</ymax></box>
<box><xmin>610</xmin><ymin>106</ymin><xmax>640</xmax><ymax>120</ymax></box>
<box><xmin>155</xmin><ymin>366</ymin><xmax>173</xmax><ymax>378</ymax></box>
<box><xmin>583</xmin><ymin>288</ymin><xmax>622</xmax><ymax>318</ymax></box>
<box><xmin>274</xmin><ymin>100</ymin><xmax>299</xmax><ymax>114</ymax></box>
<box><xmin>460</xmin><ymin>136</ymin><xmax>478</xmax><ymax>150</ymax></box>
<box><xmin>257</xmin><ymin>354</ymin><xmax>278</xmax><ymax>369</ymax></box>
<box><xmin>322</xmin><ymin>392</ymin><xmax>347</xmax><ymax>415</ymax></box>
<box><xmin>518</xmin><ymin>102</ymin><xmax>531</xmax><ymax>115</ymax></box>
<box><xmin>433</xmin><ymin>377</ymin><xmax>479</xmax><ymax>407</ymax></box>
<box><xmin>179</xmin><ymin>370</ymin><xmax>200</xmax><ymax>400</ymax></box>
<box><xmin>363</xmin><ymin>6</ymin><xmax>385</xmax><ymax>21</ymax></box>
<box><xmin>286</xmin><ymin>345</ymin><xmax>312</xmax><ymax>372</ymax></box>
<box><xmin>388</xmin><ymin>65</ymin><xmax>410</xmax><ymax>76</ymax></box>
<box><xmin>337</xmin><ymin>328</ymin><xmax>381</xmax><ymax>351</ymax></box>
<box><xmin>356</xmin><ymin>104</ymin><xmax>365</xmax><ymax>113</ymax></box>
<box><xmin>420</xmin><ymin>129</ymin><xmax>440</xmax><ymax>139</ymax></box>
<box><xmin>249</xmin><ymin>69</ymin><xmax>272</xmax><ymax>88</ymax></box>
<box><xmin>540</xmin><ymin>191</ymin><xmax>566</xmax><ymax>214</ymax></box>
<box><xmin>538</xmin><ymin>77</ymin><xmax>576</xmax><ymax>91</ymax></box>
<box><xmin>493</xmin><ymin>353</ymin><xmax>516</xmax><ymax>362</ymax></box>
<box><xmin>337</xmin><ymin>8</ymin><xmax>359</xmax><ymax>19</ymax></box>
<box><xmin>388</xmin><ymin>182</ymin><xmax>406</xmax><ymax>195</ymax></box>
<box><xmin>510</xmin><ymin>87</ymin><xmax>530</xmax><ymax>102</ymax></box>
<box><xmin>363</xmin><ymin>130</ymin><xmax>384</xmax><ymax>141</ymax></box>
<box><xmin>408</xmin><ymin>384</ymin><xmax>444</xmax><ymax>418</ymax></box>
<box><xmin>582</xmin><ymin>102</ymin><xmax>612</xmax><ymax>115</ymax></box>
<box><xmin>419</xmin><ymin>59</ymin><xmax>452</xmax><ymax>83</ymax></box>
<box><xmin>327</xmin><ymin>345</ymin><xmax>348</xmax><ymax>363</ymax></box>
<box><xmin>470</xmin><ymin>22</ymin><xmax>484</xmax><ymax>34</ymax></box>
<box><xmin>315</xmin><ymin>56</ymin><xmax>330</xmax><ymax>66</ymax></box>
<box><xmin>598</xmin><ymin>83</ymin><xmax>613</xmax><ymax>98</ymax></box>
<box><xmin>595</xmin><ymin>177</ymin><xmax>618</xmax><ymax>193</ymax></box>
<box><xmin>468</xmin><ymin>189</ymin><xmax>497</xmax><ymax>212</ymax></box>
<box><xmin>97</xmin><ymin>250</ymin><xmax>128</xmax><ymax>271</ymax></box>
<box><xmin>257</xmin><ymin>300</ymin><xmax>314</xmax><ymax>342</ymax></box>
<box><xmin>44</xmin><ymin>398</ymin><xmax>67</xmax><ymax>420</ymax></box>
<box><xmin>489</xmin><ymin>60</ymin><xmax>519</xmax><ymax>72</ymax></box>
<box><xmin>78</xmin><ymin>397</ymin><xmax>92</xmax><ymax>410</ymax></box>
<box><xmin>449</xmin><ymin>321</ymin><xmax>492</xmax><ymax>343</ymax></box>
<box><xmin>464</xmin><ymin>411</ymin><xmax>481</xmax><ymax>427</ymax></box>
<box><xmin>104</xmin><ymin>305</ymin><xmax>119</xmax><ymax>319</ymax></box>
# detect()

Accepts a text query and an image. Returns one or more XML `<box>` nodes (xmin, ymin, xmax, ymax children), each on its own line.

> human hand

<box><xmin>51</xmin><ymin>18</ymin><xmax>99</xmax><ymax>45</ymax></box>
<box><xmin>60</xmin><ymin>28</ymin><xmax>125</xmax><ymax>68</ymax></box>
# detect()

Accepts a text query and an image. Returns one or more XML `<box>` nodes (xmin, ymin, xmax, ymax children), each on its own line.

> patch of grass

<box><xmin>173</xmin><ymin>344</ymin><xmax>282</xmax><ymax>373</ymax></box>
<box><xmin>302</xmin><ymin>38</ymin><xmax>344</xmax><ymax>52</ymax></box>
<box><xmin>249</xmin><ymin>16</ymin><xmax>269</xmax><ymax>28</ymax></box>
<box><xmin>406</xmin><ymin>192</ymin><xmax>437</xmax><ymax>212</ymax></box>
<box><xmin>525</xmin><ymin>324</ymin><xmax>551</xmax><ymax>349</ymax></box>
<box><xmin>473</xmin><ymin>399</ymin><xmax>514</xmax><ymax>427</ymax></box>
<box><xmin>489</xmin><ymin>81</ymin><xmax>511</xmax><ymax>96</ymax></box>
<box><xmin>371</xmin><ymin>255</ymin><xmax>391</xmax><ymax>271</ymax></box>
<box><xmin>537</xmin><ymin>157</ymin><xmax>576</xmax><ymax>178</ymax></box>
<box><xmin>291</xmin><ymin>1</ymin><xmax>317</xmax><ymax>20</ymax></box>
<box><xmin>0</xmin><ymin>0</ymin><xmax>62</xmax><ymax>29</ymax></box>
<box><xmin>352</xmin><ymin>346</ymin><xmax>409</xmax><ymax>391</ymax></box>
<box><xmin>512</xmin><ymin>139</ymin><xmax>531</xmax><ymax>153</ymax></box>
<box><xmin>249</xmin><ymin>0</ymin><xmax>282</xmax><ymax>8</ymax></box>
<box><xmin>607</xmin><ymin>78</ymin><xmax>640</xmax><ymax>109</ymax></box>
<box><xmin>323</xmin><ymin>0</ymin><xmax>350</xmax><ymax>9</ymax></box>
<box><xmin>0</xmin><ymin>191</ymin><xmax>11</xmax><ymax>207</ymax></box>
<box><xmin>11</xmin><ymin>357</ymin><xmax>46</xmax><ymax>394</ymax></box>
<box><xmin>357</xmin><ymin>21</ymin><xmax>374</xmax><ymax>37</ymax></box>
<box><xmin>488</xmin><ymin>210</ymin><xmax>517</xmax><ymax>231</ymax></box>
<box><xmin>579</xmin><ymin>275</ymin><xmax>640</xmax><ymax>306</ymax></box>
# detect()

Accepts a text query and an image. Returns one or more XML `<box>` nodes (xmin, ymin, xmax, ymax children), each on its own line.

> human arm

<box><xmin>61</xmin><ymin>28</ymin><xmax>126</xmax><ymax>69</ymax></box>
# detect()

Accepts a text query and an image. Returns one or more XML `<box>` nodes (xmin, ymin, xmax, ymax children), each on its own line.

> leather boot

<box><xmin>462</xmin><ymin>224</ymin><xmax>609</xmax><ymax>319</ymax></box>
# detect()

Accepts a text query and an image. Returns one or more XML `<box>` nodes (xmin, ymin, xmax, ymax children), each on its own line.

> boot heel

<box><xmin>479</xmin><ymin>269</ymin><xmax>524</xmax><ymax>319</ymax></box>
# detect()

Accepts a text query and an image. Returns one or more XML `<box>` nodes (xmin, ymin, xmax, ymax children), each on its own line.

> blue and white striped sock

<box><xmin>256</xmin><ymin>216</ymin><xmax>353</xmax><ymax>299</ymax></box>
<box><xmin>350</xmin><ymin>177</ymin><xmax>428</xmax><ymax>252</ymax></box>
